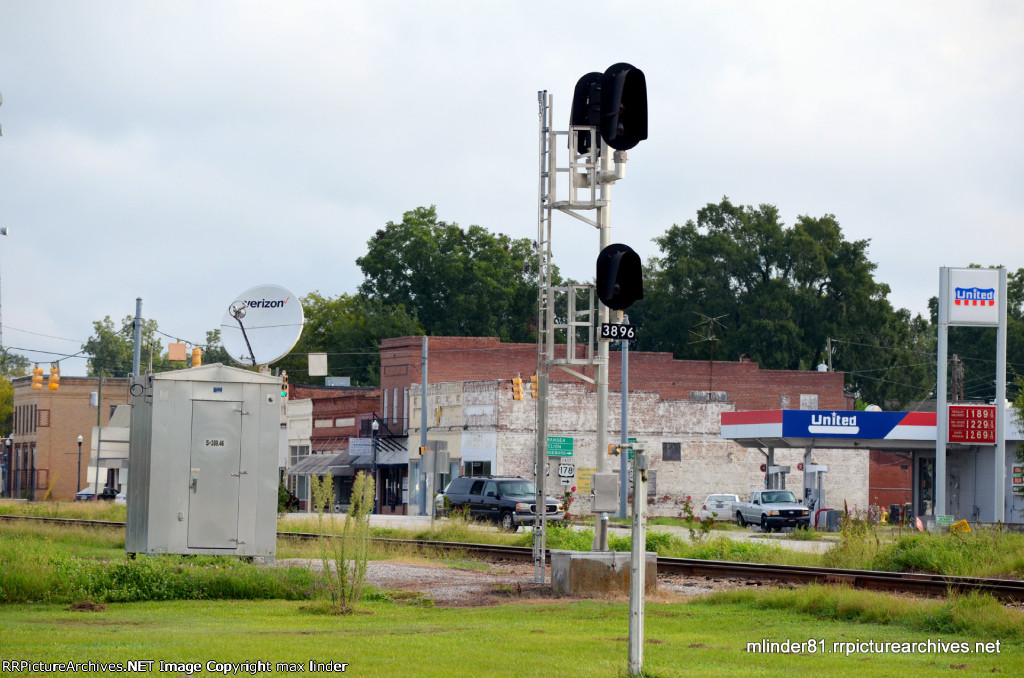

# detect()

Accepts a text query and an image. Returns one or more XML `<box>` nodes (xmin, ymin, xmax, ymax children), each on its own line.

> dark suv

<box><xmin>437</xmin><ymin>476</ymin><xmax>564</xmax><ymax>531</ymax></box>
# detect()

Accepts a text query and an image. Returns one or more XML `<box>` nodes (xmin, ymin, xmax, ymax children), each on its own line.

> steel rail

<box><xmin>7</xmin><ymin>515</ymin><xmax>1024</xmax><ymax>602</ymax></box>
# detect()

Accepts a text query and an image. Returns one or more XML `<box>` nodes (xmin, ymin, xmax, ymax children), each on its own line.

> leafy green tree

<box><xmin>0</xmin><ymin>351</ymin><xmax>30</xmax><ymax>379</ymax></box>
<box><xmin>634</xmin><ymin>197</ymin><xmax>932</xmax><ymax>407</ymax></box>
<box><xmin>357</xmin><ymin>206</ymin><xmax>542</xmax><ymax>342</ymax></box>
<box><xmin>198</xmin><ymin>329</ymin><xmax>232</xmax><ymax>367</ymax></box>
<box><xmin>0</xmin><ymin>351</ymin><xmax>30</xmax><ymax>437</ymax></box>
<box><xmin>82</xmin><ymin>316</ymin><xmax>172</xmax><ymax>377</ymax></box>
<box><xmin>276</xmin><ymin>292</ymin><xmax>421</xmax><ymax>386</ymax></box>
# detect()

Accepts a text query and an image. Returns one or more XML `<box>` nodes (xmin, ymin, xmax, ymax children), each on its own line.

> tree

<box><xmin>356</xmin><ymin>206</ymin><xmax>542</xmax><ymax>342</ymax></box>
<box><xmin>0</xmin><ymin>350</ymin><xmax>30</xmax><ymax>437</ymax></box>
<box><xmin>198</xmin><ymin>329</ymin><xmax>232</xmax><ymax>367</ymax></box>
<box><xmin>275</xmin><ymin>292</ymin><xmax>421</xmax><ymax>387</ymax></box>
<box><xmin>633</xmin><ymin>197</ymin><xmax>932</xmax><ymax>407</ymax></box>
<box><xmin>82</xmin><ymin>316</ymin><xmax>174</xmax><ymax>377</ymax></box>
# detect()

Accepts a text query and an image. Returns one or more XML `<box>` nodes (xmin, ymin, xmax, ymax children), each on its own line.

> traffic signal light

<box><xmin>530</xmin><ymin>374</ymin><xmax>539</xmax><ymax>398</ymax></box>
<box><xmin>192</xmin><ymin>347</ymin><xmax>202</xmax><ymax>367</ymax></box>
<box><xmin>569</xmin><ymin>71</ymin><xmax>602</xmax><ymax>154</ymax></box>
<box><xmin>280</xmin><ymin>372</ymin><xmax>289</xmax><ymax>398</ymax></box>
<box><xmin>31</xmin><ymin>364</ymin><xmax>43</xmax><ymax>390</ymax></box>
<box><xmin>569</xmin><ymin>63</ymin><xmax>648</xmax><ymax>153</ymax></box>
<box><xmin>596</xmin><ymin>243</ymin><xmax>644</xmax><ymax>310</ymax></box>
<box><xmin>511</xmin><ymin>376</ymin><xmax>523</xmax><ymax>400</ymax></box>
<box><xmin>600</xmin><ymin>63</ymin><xmax>648</xmax><ymax>151</ymax></box>
<box><xmin>48</xmin><ymin>363</ymin><xmax>59</xmax><ymax>390</ymax></box>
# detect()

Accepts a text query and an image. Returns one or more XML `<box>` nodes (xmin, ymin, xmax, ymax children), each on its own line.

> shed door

<box><xmin>188</xmin><ymin>401</ymin><xmax>242</xmax><ymax>549</ymax></box>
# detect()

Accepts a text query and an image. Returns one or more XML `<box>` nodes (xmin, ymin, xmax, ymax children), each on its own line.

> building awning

<box><xmin>288</xmin><ymin>452</ymin><xmax>358</xmax><ymax>477</ymax></box>
<box><xmin>351</xmin><ymin>447</ymin><xmax>408</xmax><ymax>469</ymax></box>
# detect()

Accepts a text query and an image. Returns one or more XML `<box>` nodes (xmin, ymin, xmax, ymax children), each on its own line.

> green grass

<box><xmin>3</xmin><ymin>518</ymin><xmax>1023</xmax><ymax>676</ymax></box>
<box><xmin>0</xmin><ymin>498</ymin><xmax>127</xmax><ymax>522</ymax></box>
<box><xmin>823</xmin><ymin>529</ymin><xmax>1024</xmax><ymax>578</ymax></box>
<box><xmin>2</xmin><ymin>596</ymin><xmax>1019</xmax><ymax>677</ymax></box>
<box><xmin>0</xmin><ymin>522</ymin><xmax>318</xmax><ymax>604</ymax></box>
<box><xmin>706</xmin><ymin>584</ymin><xmax>1024</xmax><ymax>643</ymax></box>
<box><xmin>8</xmin><ymin>500</ymin><xmax>1024</xmax><ymax>579</ymax></box>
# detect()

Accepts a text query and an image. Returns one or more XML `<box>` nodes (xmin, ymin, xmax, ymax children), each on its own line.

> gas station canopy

<box><xmin>721</xmin><ymin>410</ymin><xmax>940</xmax><ymax>450</ymax></box>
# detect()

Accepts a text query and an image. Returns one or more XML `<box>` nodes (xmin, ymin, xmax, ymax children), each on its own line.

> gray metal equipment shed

<box><xmin>125</xmin><ymin>364</ymin><xmax>283</xmax><ymax>561</ymax></box>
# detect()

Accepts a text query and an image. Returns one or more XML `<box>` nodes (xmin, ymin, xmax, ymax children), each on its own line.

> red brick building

<box><xmin>379</xmin><ymin>335</ymin><xmax>851</xmax><ymax>430</ymax></box>
<box><xmin>290</xmin><ymin>384</ymin><xmax>379</xmax><ymax>454</ymax></box>
<box><xmin>869</xmin><ymin>450</ymin><xmax>914</xmax><ymax>510</ymax></box>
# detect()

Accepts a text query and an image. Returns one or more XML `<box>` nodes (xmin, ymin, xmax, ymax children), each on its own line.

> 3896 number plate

<box><xmin>600</xmin><ymin>323</ymin><xmax>637</xmax><ymax>340</ymax></box>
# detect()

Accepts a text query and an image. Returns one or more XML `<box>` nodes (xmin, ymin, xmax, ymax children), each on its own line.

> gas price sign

<box><xmin>948</xmin><ymin>404</ymin><xmax>996</xmax><ymax>444</ymax></box>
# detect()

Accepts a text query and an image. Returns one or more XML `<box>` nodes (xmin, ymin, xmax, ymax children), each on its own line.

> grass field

<box><xmin>1</xmin><ymin>595</ymin><xmax>1018</xmax><ymax>677</ymax></box>
<box><xmin>2</xmin><ymin>514</ymin><xmax>1022</xmax><ymax>676</ymax></box>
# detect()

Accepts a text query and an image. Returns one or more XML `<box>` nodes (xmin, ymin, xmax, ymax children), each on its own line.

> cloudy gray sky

<box><xmin>1</xmin><ymin>1</ymin><xmax>1022</xmax><ymax>376</ymax></box>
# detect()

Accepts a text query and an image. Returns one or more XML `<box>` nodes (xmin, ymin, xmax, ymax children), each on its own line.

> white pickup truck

<box><xmin>735</xmin><ymin>490</ymin><xmax>811</xmax><ymax>532</ymax></box>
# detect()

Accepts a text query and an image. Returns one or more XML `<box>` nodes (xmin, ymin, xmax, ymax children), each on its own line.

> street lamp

<box><xmin>371</xmin><ymin>418</ymin><xmax>379</xmax><ymax>514</ymax></box>
<box><xmin>77</xmin><ymin>435</ymin><xmax>83</xmax><ymax>497</ymax></box>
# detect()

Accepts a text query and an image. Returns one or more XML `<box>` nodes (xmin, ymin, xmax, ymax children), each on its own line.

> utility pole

<box><xmin>133</xmin><ymin>298</ymin><xmax>142</xmax><ymax>376</ymax></box>
<box><xmin>419</xmin><ymin>335</ymin><xmax>428</xmax><ymax>516</ymax></box>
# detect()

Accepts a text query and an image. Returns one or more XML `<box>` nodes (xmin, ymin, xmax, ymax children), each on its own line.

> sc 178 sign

<box><xmin>600</xmin><ymin>323</ymin><xmax>637</xmax><ymax>341</ymax></box>
<box><xmin>948</xmin><ymin>405</ymin><xmax>996</xmax><ymax>444</ymax></box>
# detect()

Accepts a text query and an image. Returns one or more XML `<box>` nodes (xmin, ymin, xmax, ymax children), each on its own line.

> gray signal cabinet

<box><xmin>126</xmin><ymin>364</ymin><xmax>282</xmax><ymax>561</ymax></box>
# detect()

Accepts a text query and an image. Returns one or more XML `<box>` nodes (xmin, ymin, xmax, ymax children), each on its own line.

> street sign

<box><xmin>948</xmin><ymin>404</ymin><xmax>996</xmax><ymax>444</ymax></box>
<box><xmin>547</xmin><ymin>436</ymin><xmax>574</xmax><ymax>456</ymax></box>
<box><xmin>936</xmin><ymin>515</ymin><xmax>954</xmax><ymax>527</ymax></box>
<box><xmin>576</xmin><ymin>467</ymin><xmax>595</xmax><ymax>494</ymax></box>
<box><xmin>557</xmin><ymin>462</ymin><xmax>575</xmax><ymax>478</ymax></box>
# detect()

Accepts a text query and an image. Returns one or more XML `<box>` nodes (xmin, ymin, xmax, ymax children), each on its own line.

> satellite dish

<box><xmin>220</xmin><ymin>284</ymin><xmax>304</xmax><ymax>366</ymax></box>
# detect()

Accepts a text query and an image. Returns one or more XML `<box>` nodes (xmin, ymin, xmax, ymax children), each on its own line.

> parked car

<box><xmin>436</xmin><ymin>475</ymin><xmax>563</xmax><ymax>531</ymax></box>
<box><xmin>699</xmin><ymin>494</ymin><xmax>739</xmax><ymax>522</ymax></box>
<box><xmin>735</xmin><ymin>490</ymin><xmax>810</xmax><ymax>532</ymax></box>
<box><xmin>74</xmin><ymin>486</ymin><xmax>119</xmax><ymax>502</ymax></box>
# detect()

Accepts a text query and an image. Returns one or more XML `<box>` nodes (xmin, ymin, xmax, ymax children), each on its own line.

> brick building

<box><xmin>376</xmin><ymin>336</ymin><xmax>865</xmax><ymax>516</ymax></box>
<box><xmin>403</xmin><ymin>378</ymin><xmax>868</xmax><ymax>516</ymax></box>
<box><xmin>6</xmin><ymin>375</ymin><xmax>128</xmax><ymax>501</ymax></box>
<box><xmin>869</xmin><ymin>450</ymin><xmax>914</xmax><ymax>510</ymax></box>
<box><xmin>285</xmin><ymin>384</ymin><xmax>382</xmax><ymax>511</ymax></box>
<box><xmin>380</xmin><ymin>336</ymin><xmax>851</xmax><ymax>432</ymax></box>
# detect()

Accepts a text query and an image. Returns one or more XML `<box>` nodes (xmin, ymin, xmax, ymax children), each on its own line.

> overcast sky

<box><xmin>1</xmin><ymin>1</ymin><xmax>1022</xmax><ymax>376</ymax></box>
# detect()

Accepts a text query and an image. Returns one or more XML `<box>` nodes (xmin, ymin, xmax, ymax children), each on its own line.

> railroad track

<box><xmin>7</xmin><ymin>514</ymin><xmax>1024</xmax><ymax>602</ymax></box>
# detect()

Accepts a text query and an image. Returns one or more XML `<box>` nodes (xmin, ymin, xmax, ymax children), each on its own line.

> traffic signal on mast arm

<box><xmin>596</xmin><ymin>243</ymin><xmax>644</xmax><ymax>310</ymax></box>
<box><xmin>48</xmin><ymin>363</ymin><xmax>60</xmax><ymax>390</ymax></box>
<box><xmin>530</xmin><ymin>375</ymin><xmax>539</xmax><ymax>398</ymax></box>
<box><xmin>570</xmin><ymin>63</ymin><xmax>647</xmax><ymax>154</ymax></box>
<box><xmin>511</xmin><ymin>376</ymin><xmax>524</xmax><ymax>400</ymax></box>
<box><xmin>31</xmin><ymin>364</ymin><xmax>43</xmax><ymax>390</ymax></box>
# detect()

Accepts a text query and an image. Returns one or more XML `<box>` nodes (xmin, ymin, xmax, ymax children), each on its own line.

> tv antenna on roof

<box><xmin>690</xmin><ymin>313</ymin><xmax>727</xmax><ymax>395</ymax></box>
<box><xmin>219</xmin><ymin>284</ymin><xmax>304</xmax><ymax>367</ymax></box>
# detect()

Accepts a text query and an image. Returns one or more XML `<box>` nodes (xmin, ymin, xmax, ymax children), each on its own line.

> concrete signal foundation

<box><xmin>550</xmin><ymin>550</ymin><xmax>657</xmax><ymax>597</ymax></box>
